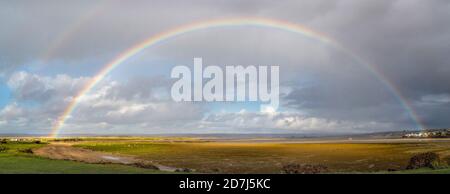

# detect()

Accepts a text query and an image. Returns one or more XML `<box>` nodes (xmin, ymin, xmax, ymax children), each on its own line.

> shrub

<box><xmin>175</xmin><ymin>168</ymin><xmax>194</xmax><ymax>173</ymax></box>
<box><xmin>52</xmin><ymin>138</ymin><xmax>82</xmax><ymax>142</ymax></box>
<box><xmin>132</xmin><ymin>162</ymin><xmax>159</xmax><ymax>170</ymax></box>
<box><xmin>18</xmin><ymin>148</ymin><xmax>34</xmax><ymax>154</ymax></box>
<box><xmin>0</xmin><ymin>139</ymin><xmax>7</xmax><ymax>144</ymax></box>
<box><xmin>0</xmin><ymin>146</ymin><xmax>9</xmax><ymax>152</ymax></box>
<box><xmin>210</xmin><ymin>168</ymin><xmax>221</xmax><ymax>173</ymax></box>
<box><xmin>406</xmin><ymin>152</ymin><xmax>448</xmax><ymax>170</ymax></box>
<box><xmin>282</xmin><ymin>164</ymin><xmax>328</xmax><ymax>174</ymax></box>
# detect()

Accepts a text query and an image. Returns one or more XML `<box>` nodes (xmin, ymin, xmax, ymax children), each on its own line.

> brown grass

<box><xmin>75</xmin><ymin>139</ymin><xmax>450</xmax><ymax>173</ymax></box>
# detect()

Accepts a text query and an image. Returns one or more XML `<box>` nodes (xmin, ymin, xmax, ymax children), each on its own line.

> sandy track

<box><xmin>34</xmin><ymin>143</ymin><xmax>177</xmax><ymax>172</ymax></box>
<box><xmin>34</xmin><ymin>143</ymin><xmax>136</xmax><ymax>164</ymax></box>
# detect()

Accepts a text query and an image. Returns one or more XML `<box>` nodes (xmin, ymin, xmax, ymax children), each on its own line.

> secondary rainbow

<box><xmin>50</xmin><ymin>17</ymin><xmax>424</xmax><ymax>137</ymax></box>
<box><xmin>40</xmin><ymin>1</ymin><xmax>107</xmax><ymax>64</ymax></box>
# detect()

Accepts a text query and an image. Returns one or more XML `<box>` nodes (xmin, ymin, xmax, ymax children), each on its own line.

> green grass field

<box><xmin>0</xmin><ymin>142</ymin><xmax>161</xmax><ymax>174</ymax></box>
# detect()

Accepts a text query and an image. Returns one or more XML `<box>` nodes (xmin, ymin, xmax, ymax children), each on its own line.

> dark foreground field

<box><xmin>1</xmin><ymin>137</ymin><xmax>449</xmax><ymax>174</ymax></box>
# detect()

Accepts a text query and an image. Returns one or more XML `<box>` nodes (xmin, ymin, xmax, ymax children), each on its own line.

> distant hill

<box><xmin>0</xmin><ymin>129</ymin><xmax>448</xmax><ymax>139</ymax></box>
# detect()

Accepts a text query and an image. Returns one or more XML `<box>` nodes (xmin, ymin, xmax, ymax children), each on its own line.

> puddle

<box><xmin>101</xmin><ymin>155</ymin><xmax>122</xmax><ymax>161</ymax></box>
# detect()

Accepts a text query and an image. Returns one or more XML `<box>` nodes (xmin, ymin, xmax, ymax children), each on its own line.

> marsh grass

<box><xmin>75</xmin><ymin>140</ymin><xmax>450</xmax><ymax>173</ymax></box>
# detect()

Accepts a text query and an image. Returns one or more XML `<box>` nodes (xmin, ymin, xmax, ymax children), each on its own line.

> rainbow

<box><xmin>40</xmin><ymin>1</ymin><xmax>107</xmax><ymax>64</ymax></box>
<box><xmin>50</xmin><ymin>17</ymin><xmax>424</xmax><ymax>137</ymax></box>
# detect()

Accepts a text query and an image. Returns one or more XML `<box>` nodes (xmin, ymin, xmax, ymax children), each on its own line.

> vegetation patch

<box><xmin>282</xmin><ymin>164</ymin><xmax>329</xmax><ymax>174</ymax></box>
<box><xmin>132</xmin><ymin>162</ymin><xmax>159</xmax><ymax>170</ymax></box>
<box><xmin>175</xmin><ymin>168</ymin><xmax>194</xmax><ymax>173</ymax></box>
<box><xmin>0</xmin><ymin>146</ymin><xmax>9</xmax><ymax>153</ymax></box>
<box><xmin>52</xmin><ymin>138</ymin><xmax>83</xmax><ymax>142</ymax></box>
<box><xmin>406</xmin><ymin>152</ymin><xmax>448</xmax><ymax>170</ymax></box>
<box><xmin>18</xmin><ymin>148</ymin><xmax>34</xmax><ymax>154</ymax></box>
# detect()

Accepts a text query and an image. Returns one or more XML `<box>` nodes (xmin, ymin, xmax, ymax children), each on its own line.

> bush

<box><xmin>52</xmin><ymin>138</ymin><xmax>82</xmax><ymax>142</ymax></box>
<box><xmin>18</xmin><ymin>148</ymin><xmax>34</xmax><ymax>154</ymax></box>
<box><xmin>175</xmin><ymin>168</ymin><xmax>194</xmax><ymax>173</ymax></box>
<box><xmin>0</xmin><ymin>146</ymin><xmax>9</xmax><ymax>152</ymax></box>
<box><xmin>282</xmin><ymin>164</ymin><xmax>328</xmax><ymax>174</ymax></box>
<box><xmin>132</xmin><ymin>162</ymin><xmax>159</xmax><ymax>170</ymax></box>
<box><xmin>0</xmin><ymin>139</ymin><xmax>7</xmax><ymax>144</ymax></box>
<box><xmin>210</xmin><ymin>168</ymin><xmax>221</xmax><ymax>173</ymax></box>
<box><xmin>406</xmin><ymin>152</ymin><xmax>448</xmax><ymax>170</ymax></box>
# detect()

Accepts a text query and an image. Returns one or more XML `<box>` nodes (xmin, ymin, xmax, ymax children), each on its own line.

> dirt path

<box><xmin>34</xmin><ymin>143</ymin><xmax>178</xmax><ymax>172</ymax></box>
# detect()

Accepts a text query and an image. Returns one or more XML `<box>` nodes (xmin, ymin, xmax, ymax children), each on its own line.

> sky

<box><xmin>1</xmin><ymin>0</ymin><xmax>449</xmax><ymax>135</ymax></box>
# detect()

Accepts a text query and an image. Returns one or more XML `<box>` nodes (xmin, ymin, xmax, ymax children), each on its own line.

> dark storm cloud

<box><xmin>308</xmin><ymin>0</ymin><xmax>450</xmax><ymax>128</ymax></box>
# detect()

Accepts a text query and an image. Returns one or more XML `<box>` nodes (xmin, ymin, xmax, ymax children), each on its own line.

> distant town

<box><xmin>403</xmin><ymin>129</ymin><xmax>450</xmax><ymax>138</ymax></box>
